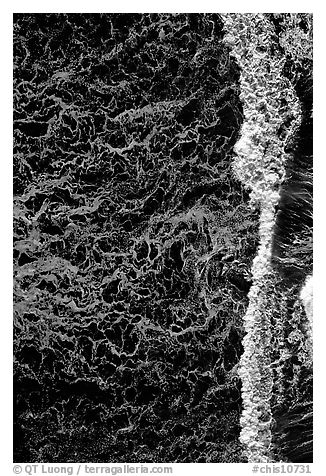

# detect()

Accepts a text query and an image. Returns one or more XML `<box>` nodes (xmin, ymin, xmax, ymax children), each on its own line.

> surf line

<box><xmin>220</xmin><ymin>14</ymin><xmax>302</xmax><ymax>462</ymax></box>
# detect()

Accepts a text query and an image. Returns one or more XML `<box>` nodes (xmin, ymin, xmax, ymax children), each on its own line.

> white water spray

<box><xmin>221</xmin><ymin>14</ymin><xmax>302</xmax><ymax>462</ymax></box>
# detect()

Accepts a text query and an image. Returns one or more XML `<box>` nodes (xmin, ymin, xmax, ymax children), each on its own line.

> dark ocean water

<box><xmin>13</xmin><ymin>13</ymin><xmax>312</xmax><ymax>463</ymax></box>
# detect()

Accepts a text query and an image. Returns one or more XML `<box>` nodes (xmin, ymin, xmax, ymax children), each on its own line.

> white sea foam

<box><xmin>300</xmin><ymin>274</ymin><xmax>313</xmax><ymax>345</ymax></box>
<box><xmin>221</xmin><ymin>13</ymin><xmax>303</xmax><ymax>463</ymax></box>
